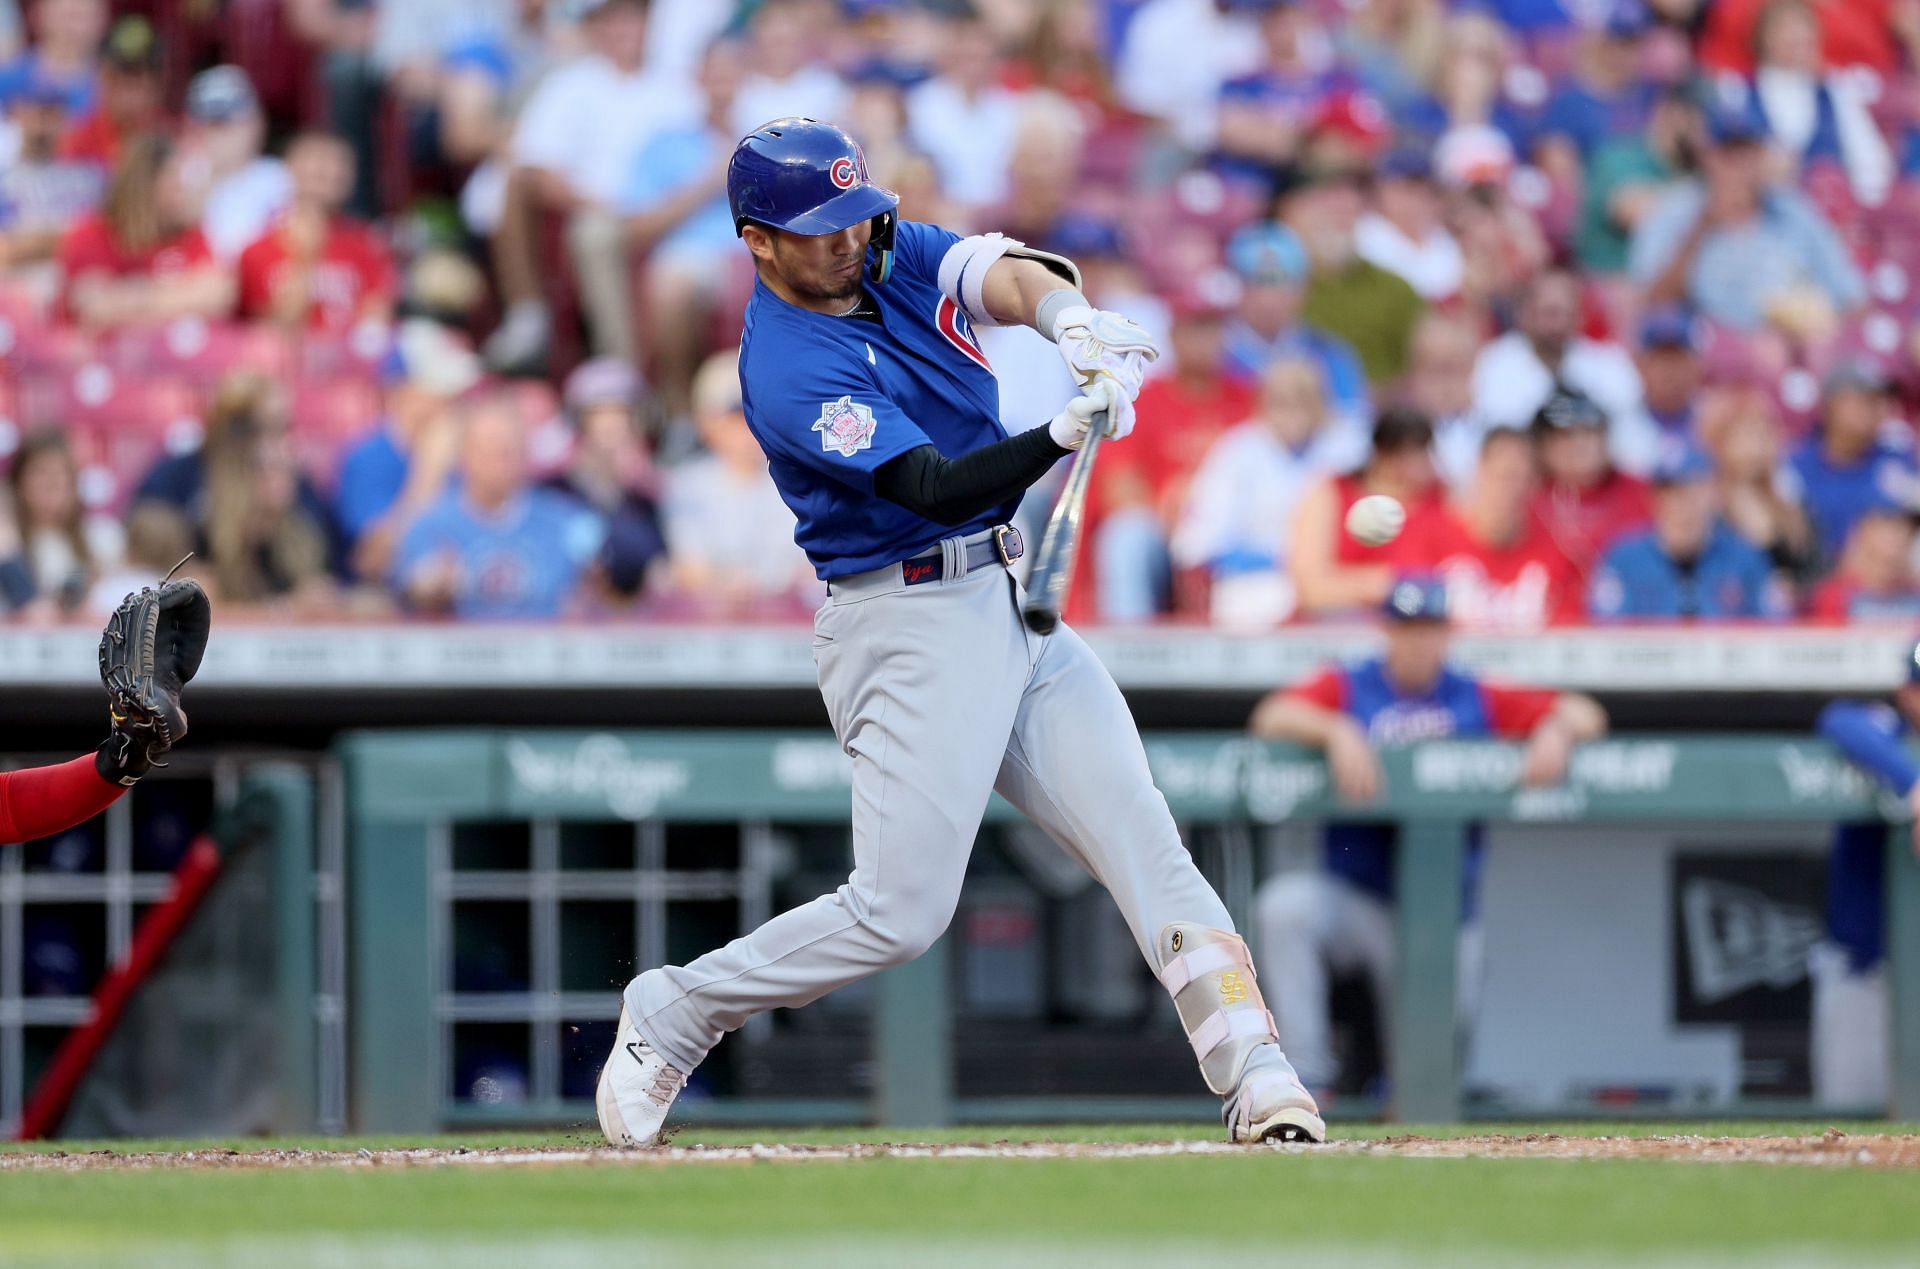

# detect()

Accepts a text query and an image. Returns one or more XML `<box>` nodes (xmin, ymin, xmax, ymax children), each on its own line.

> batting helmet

<box><xmin>728</xmin><ymin>118</ymin><xmax>900</xmax><ymax>283</ymax></box>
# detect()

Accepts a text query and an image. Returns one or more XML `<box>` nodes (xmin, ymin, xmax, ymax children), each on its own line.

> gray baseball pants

<box><xmin>625</xmin><ymin>530</ymin><xmax>1260</xmax><ymax>1078</ymax></box>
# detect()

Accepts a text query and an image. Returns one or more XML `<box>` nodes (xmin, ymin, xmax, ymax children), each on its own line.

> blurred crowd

<box><xmin>3</xmin><ymin>0</ymin><xmax>1920</xmax><ymax>627</ymax></box>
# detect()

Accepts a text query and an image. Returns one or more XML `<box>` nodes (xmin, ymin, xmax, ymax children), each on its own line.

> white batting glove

<box><xmin>1047</xmin><ymin>376</ymin><xmax>1131</xmax><ymax>451</ymax></box>
<box><xmin>1052</xmin><ymin>305</ymin><xmax>1158</xmax><ymax>402</ymax></box>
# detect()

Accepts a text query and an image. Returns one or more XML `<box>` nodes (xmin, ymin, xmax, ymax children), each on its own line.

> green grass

<box><xmin>3</xmin><ymin>1124</ymin><xmax>1917</xmax><ymax>1268</ymax></box>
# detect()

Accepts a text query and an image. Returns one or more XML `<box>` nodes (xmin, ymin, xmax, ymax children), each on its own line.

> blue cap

<box><xmin>1379</xmin><ymin>147</ymin><xmax>1434</xmax><ymax>182</ymax></box>
<box><xmin>1639</xmin><ymin>306</ymin><xmax>1699</xmax><ymax>351</ymax></box>
<box><xmin>185</xmin><ymin>65</ymin><xmax>258</xmax><ymax>123</ymax></box>
<box><xmin>1707</xmin><ymin>96</ymin><xmax>1769</xmax><ymax>146</ymax></box>
<box><xmin>1383</xmin><ymin>575</ymin><xmax>1450</xmax><ymax>623</ymax></box>
<box><xmin>1604</xmin><ymin>0</ymin><xmax>1652</xmax><ymax>38</ymax></box>
<box><xmin>1226</xmin><ymin>221</ymin><xmax>1308</xmax><ymax>285</ymax></box>
<box><xmin>1532</xmin><ymin>388</ymin><xmax>1608</xmax><ymax>433</ymax></box>
<box><xmin>845</xmin><ymin>56</ymin><xmax>927</xmax><ymax>90</ymax></box>
<box><xmin>1043</xmin><ymin>212</ymin><xmax>1125</xmax><ymax>262</ymax></box>
<box><xmin>1823</xmin><ymin>358</ymin><xmax>1891</xmax><ymax>398</ymax></box>
<box><xmin>1652</xmin><ymin>442</ymin><xmax>1714</xmax><ymax>485</ymax></box>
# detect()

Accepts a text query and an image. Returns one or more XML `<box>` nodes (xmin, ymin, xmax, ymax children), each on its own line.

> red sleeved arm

<box><xmin>0</xmin><ymin>755</ymin><xmax>126</xmax><ymax>844</ymax></box>
<box><xmin>1481</xmin><ymin>684</ymin><xmax>1560</xmax><ymax>738</ymax></box>
<box><xmin>1289</xmin><ymin>667</ymin><xmax>1350</xmax><ymax>712</ymax></box>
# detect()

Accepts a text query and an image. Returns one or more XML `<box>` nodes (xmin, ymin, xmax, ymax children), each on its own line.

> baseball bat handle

<box><xmin>1021</xmin><ymin>409</ymin><xmax>1109</xmax><ymax>635</ymax></box>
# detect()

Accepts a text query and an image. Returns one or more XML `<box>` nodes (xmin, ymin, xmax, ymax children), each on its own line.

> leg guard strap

<box><xmin>1155</xmin><ymin>923</ymin><xmax>1279</xmax><ymax>1096</ymax></box>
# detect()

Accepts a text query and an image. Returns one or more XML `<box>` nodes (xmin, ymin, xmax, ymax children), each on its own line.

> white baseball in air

<box><xmin>1345</xmin><ymin>494</ymin><xmax>1406</xmax><ymax>547</ymax></box>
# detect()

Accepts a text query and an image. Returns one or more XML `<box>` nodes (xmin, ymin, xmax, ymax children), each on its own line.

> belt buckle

<box><xmin>991</xmin><ymin>524</ymin><xmax>1022</xmax><ymax>567</ymax></box>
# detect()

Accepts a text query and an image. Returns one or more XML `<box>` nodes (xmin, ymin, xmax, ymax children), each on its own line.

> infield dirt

<box><xmin>5</xmin><ymin>1130</ymin><xmax>1915</xmax><ymax>1171</ymax></box>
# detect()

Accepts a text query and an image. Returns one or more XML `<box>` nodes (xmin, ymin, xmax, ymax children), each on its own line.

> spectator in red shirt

<box><xmin>237</xmin><ymin>131</ymin><xmax>395</xmax><ymax>334</ymax></box>
<box><xmin>1290</xmin><ymin>407</ymin><xmax>1443</xmax><ymax>617</ymax></box>
<box><xmin>1809</xmin><ymin>500</ymin><xmax>1920</xmax><ymax>621</ymax></box>
<box><xmin>56</xmin><ymin>15</ymin><xmax>163</xmax><ymax>170</ymax></box>
<box><xmin>57</xmin><ymin>133</ymin><xmax>233</xmax><ymax>327</ymax></box>
<box><xmin>1090</xmin><ymin>273</ymin><xmax>1254</xmax><ymax>621</ymax></box>
<box><xmin>1699</xmin><ymin>0</ymin><xmax>1898</xmax><ymax>77</ymax></box>
<box><xmin>1394</xmin><ymin>426</ymin><xmax>1584</xmax><ymax>631</ymax></box>
<box><xmin>1527</xmin><ymin>388</ymin><xmax>1653</xmax><ymax>579</ymax></box>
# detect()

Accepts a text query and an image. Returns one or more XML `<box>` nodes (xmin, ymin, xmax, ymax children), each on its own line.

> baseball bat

<box><xmin>1021</xmin><ymin>409</ymin><xmax>1108</xmax><ymax>634</ymax></box>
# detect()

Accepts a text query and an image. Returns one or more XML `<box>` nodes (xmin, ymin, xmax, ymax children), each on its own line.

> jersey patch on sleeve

<box><xmin>813</xmin><ymin>395</ymin><xmax>879</xmax><ymax>457</ymax></box>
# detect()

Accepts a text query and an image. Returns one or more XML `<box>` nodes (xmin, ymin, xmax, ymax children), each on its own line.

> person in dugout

<box><xmin>1248</xmin><ymin>575</ymin><xmax>1608</xmax><ymax>1096</ymax></box>
<box><xmin>1812</xmin><ymin>645</ymin><xmax>1920</xmax><ymax>1106</ymax></box>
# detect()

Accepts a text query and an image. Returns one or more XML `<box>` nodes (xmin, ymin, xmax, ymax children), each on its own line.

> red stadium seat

<box><xmin>56</xmin><ymin>373</ymin><xmax>203</xmax><ymax>511</ymax></box>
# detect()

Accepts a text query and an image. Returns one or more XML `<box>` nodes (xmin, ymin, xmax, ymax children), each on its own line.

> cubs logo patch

<box><xmin>935</xmin><ymin>295</ymin><xmax>992</xmax><ymax>371</ymax></box>
<box><xmin>814</xmin><ymin>394</ymin><xmax>878</xmax><ymax>457</ymax></box>
<box><xmin>829</xmin><ymin>155</ymin><xmax>860</xmax><ymax>189</ymax></box>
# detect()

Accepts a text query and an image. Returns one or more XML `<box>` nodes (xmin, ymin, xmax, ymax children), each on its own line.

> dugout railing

<box><xmin>0</xmin><ymin>753</ymin><xmax>340</xmax><ymax>1140</ymax></box>
<box><xmin>334</xmin><ymin>729</ymin><xmax>1920</xmax><ymax>1132</ymax></box>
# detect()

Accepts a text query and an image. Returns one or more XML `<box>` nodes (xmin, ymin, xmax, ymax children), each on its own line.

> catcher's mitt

<box><xmin>96</xmin><ymin>574</ymin><xmax>212</xmax><ymax>785</ymax></box>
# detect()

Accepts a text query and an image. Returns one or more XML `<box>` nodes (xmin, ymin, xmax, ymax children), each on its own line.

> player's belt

<box><xmin>901</xmin><ymin>525</ymin><xmax>1023</xmax><ymax>586</ymax></box>
<box><xmin>828</xmin><ymin>525</ymin><xmax>1024</xmax><ymax>600</ymax></box>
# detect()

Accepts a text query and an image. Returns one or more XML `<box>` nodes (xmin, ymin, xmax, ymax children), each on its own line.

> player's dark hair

<box><xmin>1371</xmin><ymin>406</ymin><xmax>1435</xmax><ymax>455</ymax></box>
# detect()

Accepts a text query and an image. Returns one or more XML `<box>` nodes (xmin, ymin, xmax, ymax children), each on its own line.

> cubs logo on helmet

<box><xmin>727</xmin><ymin>118</ymin><xmax>901</xmax><ymax>281</ymax></box>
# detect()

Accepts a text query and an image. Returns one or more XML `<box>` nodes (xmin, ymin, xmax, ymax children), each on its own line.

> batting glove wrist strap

<box><xmin>1051</xmin><ymin>305</ymin><xmax>1159</xmax><ymax>399</ymax></box>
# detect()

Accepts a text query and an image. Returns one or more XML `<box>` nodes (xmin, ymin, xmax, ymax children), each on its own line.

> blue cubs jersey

<box><xmin>738</xmin><ymin>219</ymin><xmax>1022</xmax><ymax>579</ymax></box>
<box><xmin>1294</xmin><ymin>657</ymin><xmax>1555</xmax><ymax>907</ymax></box>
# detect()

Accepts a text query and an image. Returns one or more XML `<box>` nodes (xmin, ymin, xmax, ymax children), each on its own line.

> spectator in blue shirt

<box><xmin>391</xmin><ymin>392</ymin><xmax>605</xmax><ymax>620</ymax></box>
<box><xmin>1630</xmin><ymin>96</ymin><xmax>1864</xmax><ymax>332</ymax></box>
<box><xmin>1784</xmin><ymin>361</ymin><xmax>1917</xmax><ymax>568</ymax></box>
<box><xmin>334</xmin><ymin>318</ymin><xmax>483</xmax><ymax>581</ymax></box>
<box><xmin>1213</xmin><ymin>3</ymin><xmax>1345</xmax><ymax>185</ymax></box>
<box><xmin>1220</xmin><ymin>220</ymin><xmax>1367</xmax><ymax>421</ymax></box>
<box><xmin>1812</xmin><ymin>648</ymin><xmax>1920</xmax><ymax>1106</ymax></box>
<box><xmin>618</xmin><ymin>37</ymin><xmax>748</xmax><ymax>430</ymax></box>
<box><xmin>1535</xmin><ymin>2</ymin><xmax>1657</xmax><ymax>164</ymax></box>
<box><xmin>542</xmin><ymin>358</ymin><xmax>667</xmax><ymax>602</ymax></box>
<box><xmin>1623</xmin><ymin>308</ymin><xmax>1704</xmax><ymax>470</ymax></box>
<box><xmin>1588</xmin><ymin>444</ymin><xmax>1785</xmax><ymax>621</ymax></box>
<box><xmin>0</xmin><ymin>0</ymin><xmax>103</xmax><ymax>115</ymax></box>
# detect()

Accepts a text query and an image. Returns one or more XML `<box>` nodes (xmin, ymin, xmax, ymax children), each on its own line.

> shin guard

<box><xmin>1155</xmin><ymin>924</ymin><xmax>1277</xmax><ymax>1096</ymax></box>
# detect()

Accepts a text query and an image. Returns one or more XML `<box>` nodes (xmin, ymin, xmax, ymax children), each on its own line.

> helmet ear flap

<box><xmin>867</xmin><ymin>210</ymin><xmax>897</xmax><ymax>284</ymax></box>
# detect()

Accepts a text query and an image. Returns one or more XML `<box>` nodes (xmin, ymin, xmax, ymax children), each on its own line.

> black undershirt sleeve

<box><xmin>873</xmin><ymin>428</ymin><xmax>1071</xmax><ymax>527</ymax></box>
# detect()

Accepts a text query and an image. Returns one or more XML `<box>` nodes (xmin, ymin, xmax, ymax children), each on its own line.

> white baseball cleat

<box><xmin>596</xmin><ymin>1005</ymin><xmax>687</xmax><ymax>1147</ymax></box>
<box><xmin>1225</xmin><ymin>1065</ymin><xmax>1327</xmax><ymax>1144</ymax></box>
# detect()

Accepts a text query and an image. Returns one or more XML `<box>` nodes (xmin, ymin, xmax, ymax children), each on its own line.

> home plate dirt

<box><xmin>6</xmin><ymin>1131</ymin><xmax>1919</xmax><ymax>1172</ymax></box>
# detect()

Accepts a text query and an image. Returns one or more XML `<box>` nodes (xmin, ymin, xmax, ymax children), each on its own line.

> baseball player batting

<box><xmin>598</xmin><ymin>118</ymin><xmax>1324</xmax><ymax>1147</ymax></box>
